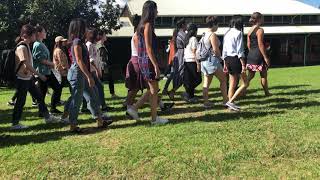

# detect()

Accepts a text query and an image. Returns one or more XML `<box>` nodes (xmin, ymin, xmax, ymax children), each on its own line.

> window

<box><xmin>301</xmin><ymin>15</ymin><xmax>309</xmax><ymax>24</ymax></box>
<box><xmin>273</xmin><ymin>16</ymin><xmax>283</xmax><ymax>24</ymax></box>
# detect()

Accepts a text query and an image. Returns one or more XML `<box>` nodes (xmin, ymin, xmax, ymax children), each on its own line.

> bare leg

<box><xmin>214</xmin><ymin>69</ymin><xmax>228</xmax><ymax>104</ymax></box>
<box><xmin>229</xmin><ymin>73</ymin><xmax>249</xmax><ymax>103</ymax></box>
<box><xmin>132</xmin><ymin>90</ymin><xmax>150</xmax><ymax>111</ymax></box>
<box><xmin>148</xmin><ymin>81</ymin><xmax>159</xmax><ymax>121</ymax></box>
<box><xmin>126</xmin><ymin>89</ymin><xmax>139</xmax><ymax>107</ymax></box>
<box><xmin>228</xmin><ymin>74</ymin><xmax>239</xmax><ymax>100</ymax></box>
<box><xmin>260</xmin><ymin>70</ymin><xmax>271</xmax><ymax>96</ymax></box>
<box><xmin>203</xmin><ymin>74</ymin><xmax>213</xmax><ymax>105</ymax></box>
<box><xmin>241</xmin><ymin>71</ymin><xmax>255</xmax><ymax>97</ymax></box>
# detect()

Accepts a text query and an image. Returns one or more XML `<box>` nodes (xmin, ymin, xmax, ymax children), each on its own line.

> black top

<box><xmin>247</xmin><ymin>27</ymin><xmax>263</xmax><ymax>65</ymax></box>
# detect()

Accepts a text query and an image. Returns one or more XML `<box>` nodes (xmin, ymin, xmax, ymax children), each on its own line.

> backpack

<box><xmin>0</xmin><ymin>43</ymin><xmax>28</xmax><ymax>85</ymax></box>
<box><xmin>196</xmin><ymin>33</ymin><xmax>212</xmax><ymax>62</ymax></box>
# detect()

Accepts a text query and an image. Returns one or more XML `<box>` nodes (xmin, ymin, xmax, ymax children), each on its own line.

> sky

<box><xmin>114</xmin><ymin>0</ymin><xmax>320</xmax><ymax>8</ymax></box>
<box><xmin>299</xmin><ymin>0</ymin><xmax>320</xmax><ymax>7</ymax></box>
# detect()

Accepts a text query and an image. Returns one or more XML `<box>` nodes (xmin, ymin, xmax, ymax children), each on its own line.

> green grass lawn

<box><xmin>1</xmin><ymin>66</ymin><xmax>320</xmax><ymax>179</ymax></box>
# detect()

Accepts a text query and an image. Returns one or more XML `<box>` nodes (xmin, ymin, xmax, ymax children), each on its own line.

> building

<box><xmin>108</xmin><ymin>0</ymin><xmax>320</xmax><ymax>73</ymax></box>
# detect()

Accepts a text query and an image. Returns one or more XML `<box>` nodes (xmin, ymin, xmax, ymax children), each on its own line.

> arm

<box><xmin>237</xmin><ymin>32</ymin><xmax>246</xmax><ymax>72</ymax></box>
<box><xmin>74</xmin><ymin>45</ymin><xmax>95</xmax><ymax>87</ymax></box>
<box><xmin>247</xmin><ymin>32</ymin><xmax>251</xmax><ymax>50</ymax></box>
<box><xmin>257</xmin><ymin>29</ymin><xmax>270</xmax><ymax>66</ymax></box>
<box><xmin>33</xmin><ymin>44</ymin><xmax>54</xmax><ymax>68</ymax></box>
<box><xmin>87</xmin><ymin>43</ymin><xmax>101</xmax><ymax>76</ymax></box>
<box><xmin>210</xmin><ymin>34</ymin><xmax>222</xmax><ymax>57</ymax></box>
<box><xmin>144</xmin><ymin>23</ymin><xmax>160</xmax><ymax>78</ymax></box>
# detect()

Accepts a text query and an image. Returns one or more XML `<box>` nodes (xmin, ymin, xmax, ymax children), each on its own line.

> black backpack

<box><xmin>0</xmin><ymin>43</ymin><xmax>28</xmax><ymax>85</ymax></box>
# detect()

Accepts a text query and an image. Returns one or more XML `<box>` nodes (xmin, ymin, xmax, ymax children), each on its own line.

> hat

<box><xmin>55</xmin><ymin>36</ymin><xmax>67</xmax><ymax>43</ymax></box>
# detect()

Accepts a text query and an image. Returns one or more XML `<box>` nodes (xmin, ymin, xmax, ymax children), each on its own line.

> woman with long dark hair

<box><xmin>246</xmin><ymin>12</ymin><xmax>271</xmax><ymax>96</ymax></box>
<box><xmin>222</xmin><ymin>15</ymin><xmax>249</xmax><ymax>111</ymax></box>
<box><xmin>126</xmin><ymin>1</ymin><xmax>169</xmax><ymax>125</ymax></box>
<box><xmin>12</xmin><ymin>24</ymin><xmax>58</xmax><ymax>130</ymax></box>
<box><xmin>61</xmin><ymin>18</ymin><xmax>112</xmax><ymax>133</ymax></box>
<box><xmin>182</xmin><ymin>23</ymin><xmax>202</xmax><ymax>102</ymax></box>
<box><xmin>166</xmin><ymin>18</ymin><xmax>187</xmax><ymax>100</ymax></box>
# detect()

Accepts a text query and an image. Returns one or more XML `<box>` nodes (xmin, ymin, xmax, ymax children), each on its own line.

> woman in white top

<box><xmin>84</xmin><ymin>28</ymin><xmax>109</xmax><ymax>112</ymax></box>
<box><xmin>222</xmin><ymin>15</ymin><xmax>249</xmax><ymax>111</ymax></box>
<box><xmin>201</xmin><ymin>16</ymin><xmax>228</xmax><ymax>108</ymax></box>
<box><xmin>183</xmin><ymin>23</ymin><xmax>202</xmax><ymax>102</ymax></box>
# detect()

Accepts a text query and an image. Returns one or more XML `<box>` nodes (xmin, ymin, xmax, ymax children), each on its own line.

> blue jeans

<box><xmin>92</xmin><ymin>72</ymin><xmax>106</xmax><ymax>107</ymax></box>
<box><xmin>64</xmin><ymin>65</ymin><xmax>101</xmax><ymax>125</ymax></box>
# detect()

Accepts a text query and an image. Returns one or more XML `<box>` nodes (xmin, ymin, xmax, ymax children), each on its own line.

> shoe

<box><xmin>101</xmin><ymin>105</ymin><xmax>113</xmax><ymax>112</ymax></box>
<box><xmin>80</xmin><ymin>108</ymin><xmax>90</xmax><ymax>114</ymax></box>
<box><xmin>7</xmin><ymin>100</ymin><xmax>15</xmax><ymax>106</ymax></box>
<box><xmin>225</xmin><ymin>102</ymin><xmax>240</xmax><ymax>111</ymax></box>
<box><xmin>151</xmin><ymin>116</ymin><xmax>169</xmax><ymax>125</ymax></box>
<box><xmin>60</xmin><ymin>116</ymin><xmax>70</xmax><ymax>124</ymax></box>
<box><xmin>126</xmin><ymin>108</ymin><xmax>140</xmax><ymax>120</ymax></box>
<box><xmin>204</xmin><ymin>102</ymin><xmax>214</xmax><ymax>108</ymax></box>
<box><xmin>188</xmin><ymin>97</ymin><xmax>199</xmax><ymax>103</ymax></box>
<box><xmin>181</xmin><ymin>92</ymin><xmax>189</xmax><ymax>102</ymax></box>
<box><xmin>163</xmin><ymin>76</ymin><xmax>168</xmax><ymax>80</ymax></box>
<box><xmin>32</xmin><ymin>102</ymin><xmax>38</xmax><ymax>107</ymax></box>
<box><xmin>11</xmin><ymin>124</ymin><xmax>28</xmax><ymax>130</ymax></box>
<box><xmin>102</xmin><ymin>114</ymin><xmax>113</xmax><ymax>126</ymax></box>
<box><xmin>57</xmin><ymin>100</ymin><xmax>65</xmax><ymax>106</ymax></box>
<box><xmin>50</xmin><ymin>108</ymin><xmax>63</xmax><ymax>114</ymax></box>
<box><xmin>160</xmin><ymin>102</ymin><xmax>174</xmax><ymax>112</ymax></box>
<box><xmin>111</xmin><ymin>94</ymin><xmax>119</xmax><ymax>99</ymax></box>
<box><xmin>44</xmin><ymin>114</ymin><xmax>60</xmax><ymax>123</ymax></box>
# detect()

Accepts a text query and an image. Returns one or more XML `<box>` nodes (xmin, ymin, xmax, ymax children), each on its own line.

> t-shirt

<box><xmin>184</xmin><ymin>36</ymin><xmax>197</xmax><ymax>62</ymax></box>
<box><xmin>222</xmin><ymin>28</ymin><xmax>245</xmax><ymax>59</ymax></box>
<box><xmin>86</xmin><ymin>41</ymin><xmax>101</xmax><ymax>72</ymax></box>
<box><xmin>32</xmin><ymin>41</ymin><xmax>51</xmax><ymax>75</ymax></box>
<box><xmin>15</xmin><ymin>43</ymin><xmax>33</xmax><ymax>80</ymax></box>
<box><xmin>71</xmin><ymin>38</ymin><xmax>90</xmax><ymax>71</ymax></box>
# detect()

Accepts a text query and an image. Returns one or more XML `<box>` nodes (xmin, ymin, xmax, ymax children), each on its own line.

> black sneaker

<box><xmin>80</xmin><ymin>108</ymin><xmax>90</xmax><ymax>114</ymax></box>
<box><xmin>101</xmin><ymin>105</ymin><xmax>113</xmax><ymax>112</ymax></box>
<box><xmin>50</xmin><ymin>108</ymin><xmax>63</xmax><ymax>114</ymax></box>
<box><xmin>7</xmin><ymin>100</ymin><xmax>15</xmax><ymax>106</ymax></box>
<box><xmin>160</xmin><ymin>102</ymin><xmax>175</xmax><ymax>112</ymax></box>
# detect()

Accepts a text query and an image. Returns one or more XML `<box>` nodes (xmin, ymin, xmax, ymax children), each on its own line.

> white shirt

<box><xmin>131</xmin><ymin>35</ymin><xmax>138</xmax><ymax>57</ymax></box>
<box><xmin>184</xmin><ymin>36</ymin><xmax>197</xmax><ymax>62</ymax></box>
<box><xmin>222</xmin><ymin>28</ymin><xmax>245</xmax><ymax>59</ymax></box>
<box><xmin>86</xmin><ymin>41</ymin><xmax>101</xmax><ymax>72</ymax></box>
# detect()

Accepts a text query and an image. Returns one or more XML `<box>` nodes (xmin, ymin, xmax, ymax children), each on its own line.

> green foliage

<box><xmin>0</xmin><ymin>0</ymin><xmax>121</xmax><ymax>49</ymax></box>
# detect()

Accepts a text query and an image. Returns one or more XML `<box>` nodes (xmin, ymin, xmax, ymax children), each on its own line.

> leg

<box><xmin>12</xmin><ymin>79</ymin><xmax>29</xmax><ymax>125</ymax></box>
<box><xmin>48</xmin><ymin>74</ymin><xmax>62</xmax><ymax>110</ymax></box>
<box><xmin>260</xmin><ymin>70</ymin><xmax>271</xmax><ymax>96</ymax></box>
<box><xmin>242</xmin><ymin>71</ymin><xmax>255</xmax><ymax>97</ymax></box>
<box><xmin>214</xmin><ymin>69</ymin><xmax>228</xmax><ymax>104</ymax></box>
<box><xmin>228</xmin><ymin>74</ymin><xmax>239</xmax><ymax>101</ymax></box>
<box><xmin>38</xmin><ymin>76</ymin><xmax>48</xmax><ymax>103</ymax></box>
<box><xmin>83</xmin><ymin>79</ymin><xmax>102</xmax><ymax>119</ymax></box>
<box><xmin>148</xmin><ymin>81</ymin><xmax>159</xmax><ymax>121</ymax></box>
<box><xmin>107</xmin><ymin>68</ymin><xmax>115</xmax><ymax>96</ymax></box>
<box><xmin>92</xmin><ymin>73</ymin><xmax>106</xmax><ymax>107</ymax></box>
<box><xmin>229</xmin><ymin>73</ymin><xmax>249</xmax><ymax>103</ymax></box>
<box><xmin>203</xmin><ymin>74</ymin><xmax>213</xmax><ymax>104</ymax></box>
<box><xmin>126</xmin><ymin>89</ymin><xmax>139</xmax><ymax>107</ymax></box>
<box><xmin>29</xmin><ymin>80</ymin><xmax>50</xmax><ymax>118</ymax></box>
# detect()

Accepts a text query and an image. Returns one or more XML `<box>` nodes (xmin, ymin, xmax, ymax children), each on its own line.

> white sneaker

<box><xmin>11</xmin><ymin>124</ymin><xmax>28</xmax><ymax>130</ymax></box>
<box><xmin>226</xmin><ymin>102</ymin><xmax>240</xmax><ymax>111</ymax></box>
<box><xmin>60</xmin><ymin>116</ymin><xmax>70</xmax><ymax>124</ymax></box>
<box><xmin>151</xmin><ymin>116</ymin><xmax>169</xmax><ymax>125</ymax></box>
<box><xmin>45</xmin><ymin>114</ymin><xmax>60</xmax><ymax>123</ymax></box>
<box><xmin>127</xmin><ymin>108</ymin><xmax>140</xmax><ymax>120</ymax></box>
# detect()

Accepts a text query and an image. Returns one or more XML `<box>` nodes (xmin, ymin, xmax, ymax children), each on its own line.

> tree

<box><xmin>0</xmin><ymin>0</ymin><xmax>122</xmax><ymax>49</ymax></box>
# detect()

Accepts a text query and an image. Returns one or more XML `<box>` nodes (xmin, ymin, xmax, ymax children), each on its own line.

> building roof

<box><xmin>127</xmin><ymin>0</ymin><xmax>320</xmax><ymax>16</ymax></box>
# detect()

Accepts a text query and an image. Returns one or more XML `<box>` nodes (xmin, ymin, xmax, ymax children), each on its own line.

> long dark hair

<box><xmin>86</xmin><ymin>28</ymin><xmax>98</xmax><ymax>43</ymax></box>
<box><xmin>15</xmin><ymin>24</ymin><xmax>36</xmax><ymax>43</ymax></box>
<box><xmin>230</xmin><ymin>15</ymin><xmax>244</xmax><ymax>31</ymax></box>
<box><xmin>136</xmin><ymin>1</ymin><xmax>157</xmax><ymax>35</ymax></box>
<box><xmin>176</xmin><ymin>18</ymin><xmax>186</xmax><ymax>30</ymax></box>
<box><xmin>184</xmin><ymin>23</ymin><xmax>198</xmax><ymax>48</ymax></box>
<box><xmin>68</xmin><ymin>18</ymin><xmax>87</xmax><ymax>41</ymax></box>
